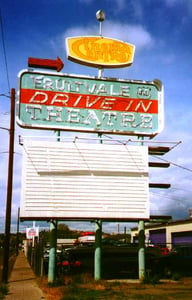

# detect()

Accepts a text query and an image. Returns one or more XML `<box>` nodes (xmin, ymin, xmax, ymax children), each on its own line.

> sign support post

<box><xmin>94</xmin><ymin>35</ymin><xmax>104</xmax><ymax>279</ymax></box>
<box><xmin>138</xmin><ymin>137</ymin><xmax>146</xmax><ymax>281</ymax></box>
<box><xmin>48</xmin><ymin>130</ymin><xmax>60</xmax><ymax>284</ymax></box>
<box><xmin>94</xmin><ymin>133</ymin><xmax>103</xmax><ymax>280</ymax></box>
<box><xmin>94</xmin><ymin>219</ymin><xmax>102</xmax><ymax>280</ymax></box>
<box><xmin>48</xmin><ymin>220</ymin><xmax>57</xmax><ymax>284</ymax></box>
<box><xmin>138</xmin><ymin>220</ymin><xmax>145</xmax><ymax>281</ymax></box>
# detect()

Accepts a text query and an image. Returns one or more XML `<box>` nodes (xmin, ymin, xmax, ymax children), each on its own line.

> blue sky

<box><xmin>0</xmin><ymin>0</ymin><xmax>192</xmax><ymax>233</ymax></box>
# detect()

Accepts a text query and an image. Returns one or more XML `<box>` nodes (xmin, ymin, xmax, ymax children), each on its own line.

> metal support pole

<box><xmin>138</xmin><ymin>136</ymin><xmax>146</xmax><ymax>281</ymax></box>
<box><xmin>98</xmin><ymin>68</ymin><xmax>103</xmax><ymax>78</ymax></box>
<box><xmin>48</xmin><ymin>220</ymin><xmax>57</xmax><ymax>284</ymax></box>
<box><xmin>47</xmin><ymin>131</ymin><xmax>60</xmax><ymax>283</ymax></box>
<box><xmin>94</xmin><ymin>134</ymin><xmax>103</xmax><ymax>280</ymax></box>
<box><xmin>94</xmin><ymin>219</ymin><xmax>102</xmax><ymax>280</ymax></box>
<box><xmin>138</xmin><ymin>220</ymin><xmax>145</xmax><ymax>281</ymax></box>
<box><xmin>2</xmin><ymin>88</ymin><xmax>15</xmax><ymax>283</ymax></box>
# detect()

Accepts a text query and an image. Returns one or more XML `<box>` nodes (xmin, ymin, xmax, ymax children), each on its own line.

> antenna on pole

<box><xmin>96</xmin><ymin>10</ymin><xmax>105</xmax><ymax>78</ymax></box>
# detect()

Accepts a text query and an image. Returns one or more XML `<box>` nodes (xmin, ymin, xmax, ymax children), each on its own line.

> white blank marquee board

<box><xmin>20</xmin><ymin>140</ymin><xmax>149</xmax><ymax>220</ymax></box>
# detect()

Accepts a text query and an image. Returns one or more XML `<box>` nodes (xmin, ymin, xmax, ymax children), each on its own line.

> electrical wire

<box><xmin>103</xmin><ymin>134</ymin><xmax>192</xmax><ymax>173</ymax></box>
<box><xmin>0</xmin><ymin>8</ymin><xmax>10</xmax><ymax>92</ymax></box>
<box><xmin>0</xmin><ymin>151</ymin><xmax>21</xmax><ymax>155</ymax></box>
<box><xmin>152</xmin><ymin>155</ymin><xmax>192</xmax><ymax>173</ymax></box>
<box><xmin>0</xmin><ymin>93</ymin><xmax>9</xmax><ymax>98</ymax></box>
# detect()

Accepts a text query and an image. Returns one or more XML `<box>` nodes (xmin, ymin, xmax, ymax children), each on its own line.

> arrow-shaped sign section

<box><xmin>28</xmin><ymin>56</ymin><xmax>64</xmax><ymax>72</ymax></box>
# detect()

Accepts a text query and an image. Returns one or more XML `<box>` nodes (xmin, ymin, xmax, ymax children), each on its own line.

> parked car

<box><xmin>160</xmin><ymin>247</ymin><xmax>170</xmax><ymax>255</ymax></box>
<box><xmin>63</xmin><ymin>245</ymin><xmax>161</xmax><ymax>279</ymax></box>
<box><xmin>146</xmin><ymin>245</ymin><xmax>170</xmax><ymax>255</ymax></box>
<box><xmin>57</xmin><ymin>251</ymin><xmax>83</xmax><ymax>274</ymax></box>
<box><xmin>159</xmin><ymin>246</ymin><xmax>192</xmax><ymax>277</ymax></box>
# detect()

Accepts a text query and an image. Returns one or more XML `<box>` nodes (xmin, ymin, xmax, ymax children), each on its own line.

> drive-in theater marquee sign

<box><xmin>17</xmin><ymin>33</ymin><xmax>164</xmax><ymax>222</ymax></box>
<box><xmin>17</xmin><ymin>70</ymin><xmax>164</xmax><ymax>137</ymax></box>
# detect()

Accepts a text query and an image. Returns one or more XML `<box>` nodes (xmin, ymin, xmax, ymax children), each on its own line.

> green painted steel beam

<box><xmin>48</xmin><ymin>221</ymin><xmax>57</xmax><ymax>284</ymax></box>
<box><xmin>94</xmin><ymin>220</ymin><xmax>102</xmax><ymax>280</ymax></box>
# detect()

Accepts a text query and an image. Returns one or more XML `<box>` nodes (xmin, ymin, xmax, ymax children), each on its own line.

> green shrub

<box><xmin>0</xmin><ymin>283</ymin><xmax>8</xmax><ymax>299</ymax></box>
<box><xmin>171</xmin><ymin>272</ymin><xmax>181</xmax><ymax>281</ymax></box>
<box><xmin>142</xmin><ymin>273</ymin><xmax>160</xmax><ymax>285</ymax></box>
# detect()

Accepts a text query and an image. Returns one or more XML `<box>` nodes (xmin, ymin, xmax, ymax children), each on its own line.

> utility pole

<box><xmin>2</xmin><ymin>88</ymin><xmax>15</xmax><ymax>283</ymax></box>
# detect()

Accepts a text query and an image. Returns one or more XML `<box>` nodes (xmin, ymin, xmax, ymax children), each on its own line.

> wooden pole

<box><xmin>2</xmin><ymin>88</ymin><xmax>15</xmax><ymax>283</ymax></box>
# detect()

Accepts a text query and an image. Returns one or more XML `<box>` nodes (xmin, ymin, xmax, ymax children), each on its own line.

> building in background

<box><xmin>131</xmin><ymin>218</ymin><xmax>192</xmax><ymax>249</ymax></box>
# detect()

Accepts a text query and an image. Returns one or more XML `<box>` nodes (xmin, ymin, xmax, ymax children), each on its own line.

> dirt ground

<box><xmin>39</xmin><ymin>276</ymin><xmax>192</xmax><ymax>300</ymax></box>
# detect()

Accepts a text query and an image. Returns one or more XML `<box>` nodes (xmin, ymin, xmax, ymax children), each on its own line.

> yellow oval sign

<box><xmin>66</xmin><ymin>36</ymin><xmax>135</xmax><ymax>68</ymax></box>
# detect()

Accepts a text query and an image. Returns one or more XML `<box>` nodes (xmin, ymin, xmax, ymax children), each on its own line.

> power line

<box><xmin>0</xmin><ymin>94</ymin><xmax>9</xmax><ymax>98</ymax></box>
<box><xmin>103</xmin><ymin>134</ymin><xmax>192</xmax><ymax>173</ymax></box>
<box><xmin>0</xmin><ymin>151</ymin><xmax>21</xmax><ymax>155</ymax></box>
<box><xmin>0</xmin><ymin>8</ymin><xmax>10</xmax><ymax>92</ymax></box>
<box><xmin>152</xmin><ymin>155</ymin><xmax>192</xmax><ymax>173</ymax></box>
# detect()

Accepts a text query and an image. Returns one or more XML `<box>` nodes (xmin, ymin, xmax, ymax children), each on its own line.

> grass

<box><xmin>0</xmin><ymin>283</ymin><xmax>8</xmax><ymax>299</ymax></box>
<box><xmin>39</xmin><ymin>273</ymin><xmax>192</xmax><ymax>300</ymax></box>
<box><xmin>0</xmin><ymin>252</ymin><xmax>16</xmax><ymax>299</ymax></box>
<box><xmin>61</xmin><ymin>285</ymin><xmax>111</xmax><ymax>300</ymax></box>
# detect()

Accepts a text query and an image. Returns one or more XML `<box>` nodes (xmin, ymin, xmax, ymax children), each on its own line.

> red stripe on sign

<box><xmin>19</xmin><ymin>89</ymin><xmax>158</xmax><ymax>113</ymax></box>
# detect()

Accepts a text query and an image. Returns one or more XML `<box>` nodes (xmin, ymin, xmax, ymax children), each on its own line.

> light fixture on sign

<box><xmin>96</xmin><ymin>10</ymin><xmax>105</xmax><ymax>36</ymax></box>
<box><xmin>96</xmin><ymin>10</ymin><xmax>105</xmax><ymax>22</ymax></box>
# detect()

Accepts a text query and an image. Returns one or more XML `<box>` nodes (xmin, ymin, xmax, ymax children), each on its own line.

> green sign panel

<box><xmin>17</xmin><ymin>70</ymin><xmax>164</xmax><ymax>136</ymax></box>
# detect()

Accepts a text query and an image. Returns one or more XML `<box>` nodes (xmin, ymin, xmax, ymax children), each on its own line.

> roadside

<box><xmin>5</xmin><ymin>250</ymin><xmax>192</xmax><ymax>300</ymax></box>
<box><xmin>4</xmin><ymin>251</ymin><xmax>46</xmax><ymax>300</ymax></box>
<box><xmin>39</xmin><ymin>274</ymin><xmax>192</xmax><ymax>300</ymax></box>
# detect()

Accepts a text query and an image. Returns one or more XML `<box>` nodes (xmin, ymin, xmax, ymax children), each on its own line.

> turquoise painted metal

<box><xmin>138</xmin><ymin>220</ymin><xmax>145</xmax><ymax>281</ymax></box>
<box><xmin>94</xmin><ymin>220</ymin><xmax>102</xmax><ymax>280</ymax></box>
<box><xmin>17</xmin><ymin>70</ymin><xmax>163</xmax><ymax>137</ymax></box>
<box><xmin>20</xmin><ymin>72</ymin><xmax>159</xmax><ymax>98</ymax></box>
<box><xmin>48</xmin><ymin>221</ymin><xmax>57</xmax><ymax>284</ymax></box>
<box><xmin>48</xmin><ymin>132</ymin><xmax>60</xmax><ymax>283</ymax></box>
<box><xmin>19</xmin><ymin>104</ymin><xmax>159</xmax><ymax>134</ymax></box>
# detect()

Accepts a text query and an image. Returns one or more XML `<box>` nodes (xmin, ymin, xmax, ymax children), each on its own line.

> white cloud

<box><xmin>64</xmin><ymin>25</ymin><xmax>97</xmax><ymax>38</ymax></box>
<box><xmin>63</xmin><ymin>21</ymin><xmax>154</xmax><ymax>51</ymax></box>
